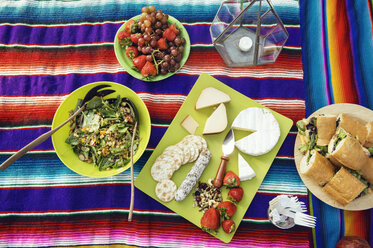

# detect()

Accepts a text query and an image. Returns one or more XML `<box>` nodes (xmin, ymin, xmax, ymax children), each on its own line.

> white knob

<box><xmin>238</xmin><ymin>36</ymin><xmax>253</xmax><ymax>52</ymax></box>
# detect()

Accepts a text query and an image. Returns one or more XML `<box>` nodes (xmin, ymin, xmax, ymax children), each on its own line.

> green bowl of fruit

<box><xmin>114</xmin><ymin>6</ymin><xmax>191</xmax><ymax>82</ymax></box>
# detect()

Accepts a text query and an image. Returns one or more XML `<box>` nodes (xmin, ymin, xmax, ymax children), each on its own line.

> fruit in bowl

<box><xmin>114</xmin><ymin>6</ymin><xmax>190</xmax><ymax>81</ymax></box>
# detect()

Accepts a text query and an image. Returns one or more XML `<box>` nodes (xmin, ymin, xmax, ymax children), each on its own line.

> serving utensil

<box><xmin>213</xmin><ymin>128</ymin><xmax>235</xmax><ymax>188</ymax></box>
<box><xmin>0</xmin><ymin>84</ymin><xmax>115</xmax><ymax>171</ymax></box>
<box><xmin>126</xmin><ymin>97</ymin><xmax>139</xmax><ymax>222</ymax></box>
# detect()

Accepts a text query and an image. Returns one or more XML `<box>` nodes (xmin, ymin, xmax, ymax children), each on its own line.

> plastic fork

<box><xmin>0</xmin><ymin>84</ymin><xmax>115</xmax><ymax>171</ymax></box>
<box><xmin>282</xmin><ymin>209</ymin><xmax>316</xmax><ymax>228</ymax></box>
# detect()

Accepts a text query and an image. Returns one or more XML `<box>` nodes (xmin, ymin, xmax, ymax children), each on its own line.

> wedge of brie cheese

<box><xmin>203</xmin><ymin>103</ymin><xmax>228</xmax><ymax>134</ymax></box>
<box><xmin>232</xmin><ymin>107</ymin><xmax>280</xmax><ymax>156</ymax></box>
<box><xmin>238</xmin><ymin>153</ymin><xmax>256</xmax><ymax>181</ymax></box>
<box><xmin>195</xmin><ymin>87</ymin><xmax>231</xmax><ymax>110</ymax></box>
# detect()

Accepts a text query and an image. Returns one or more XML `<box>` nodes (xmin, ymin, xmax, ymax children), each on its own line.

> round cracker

<box><xmin>184</xmin><ymin>135</ymin><xmax>203</xmax><ymax>152</ymax></box>
<box><xmin>176</xmin><ymin>141</ymin><xmax>191</xmax><ymax>164</ymax></box>
<box><xmin>151</xmin><ymin>161</ymin><xmax>174</xmax><ymax>182</ymax></box>
<box><xmin>161</xmin><ymin>145</ymin><xmax>184</xmax><ymax>168</ymax></box>
<box><xmin>155</xmin><ymin>153</ymin><xmax>182</xmax><ymax>171</ymax></box>
<box><xmin>187</xmin><ymin>141</ymin><xmax>200</xmax><ymax>162</ymax></box>
<box><xmin>155</xmin><ymin>179</ymin><xmax>177</xmax><ymax>202</ymax></box>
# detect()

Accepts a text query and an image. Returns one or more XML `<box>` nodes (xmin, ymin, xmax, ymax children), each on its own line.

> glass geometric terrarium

<box><xmin>210</xmin><ymin>0</ymin><xmax>289</xmax><ymax>67</ymax></box>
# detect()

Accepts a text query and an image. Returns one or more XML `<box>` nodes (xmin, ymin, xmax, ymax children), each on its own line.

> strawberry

<box><xmin>157</xmin><ymin>38</ymin><xmax>168</xmax><ymax>50</ymax></box>
<box><xmin>118</xmin><ymin>30</ymin><xmax>132</xmax><ymax>47</ymax></box>
<box><xmin>132</xmin><ymin>55</ymin><xmax>146</xmax><ymax>70</ymax></box>
<box><xmin>200</xmin><ymin>208</ymin><xmax>220</xmax><ymax>232</ymax></box>
<box><xmin>125</xmin><ymin>46</ymin><xmax>138</xmax><ymax>59</ymax></box>
<box><xmin>169</xmin><ymin>24</ymin><xmax>180</xmax><ymax>35</ymax></box>
<box><xmin>163</xmin><ymin>27</ymin><xmax>176</xmax><ymax>41</ymax></box>
<box><xmin>130</xmin><ymin>33</ymin><xmax>142</xmax><ymax>44</ymax></box>
<box><xmin>227</xmin><ymin>187</ymin><xmax>244</xmax><ymax>203</ymax></box>
<box><xmin>218</xmin><ymin>201</ymin><xmax>237</xmax><ymax>220</ymax></box>
<box><xmin>223</xmin><ymin>171</ymin><xmax>240</xmax><ymax>188</ymax></box>
<box><xmin>141</xmin><ymin>61</ymin><xmax>157</xmax><ymax>77</ymax></box>
<box><xmin>222</xmin><ymin>219</ymin><xmax>236</xmax><ymax>234</ymax></box>
<box><xmin>124</xmin><ymin>19</ymin><xmax>136</xmax><ymax>33</ymax></box>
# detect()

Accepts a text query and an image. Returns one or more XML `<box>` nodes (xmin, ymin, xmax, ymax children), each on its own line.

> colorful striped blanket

<box><xmin>0</xmin><ymin>0</ymin><xmax>371</xmax><ymax>247</ymax></box>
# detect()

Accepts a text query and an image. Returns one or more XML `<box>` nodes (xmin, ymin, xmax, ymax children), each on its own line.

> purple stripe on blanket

<box><xmin>0</xmin><ymin>23</ymin><xmax>302</xmax><ymax>47</ymax></box>
<box><xmin>0</xmin><ymin>74</ymin><xmax>304</xmax><ymax>100</ymax></box>
<box><xmin>0</xmin><ymin>127</ymin><xmax>296</xmax><ymax>157</ymax></box>
<box><xmin>0</xmin><ymin>183</ymin><xmax>307</xmax><ymax>218</ymax></box>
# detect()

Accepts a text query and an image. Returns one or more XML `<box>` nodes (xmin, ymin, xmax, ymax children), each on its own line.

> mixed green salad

<box><xmin>65</xmin><ymin>95</ymin><xmax>139</xmax><ymax>171</ymax></box>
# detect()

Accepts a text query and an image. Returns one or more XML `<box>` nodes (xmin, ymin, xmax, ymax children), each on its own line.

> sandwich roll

<box><xmin>337</xmin><ymin>113</ymin><xmax>368</xmax><ymax>145</ymax></box>
<box><xmin>322</xmin><ymin>167</ymin><xmax>367</xmax><ymax>206</ymax></box>
<box><xmin>326</xmin><ymin>154</ymin><xmax>343</xmax><ymax>167</ymax></box>
<box><xmin>360</xmin><ymin>158</ymin><xmax>373</xmax><ymax>185</ymax></box>
<box><xmin>328</xmin><ymin>129</ymin><xmax>369</xmax><ymax>171</ymax></box>
<box><xmin>316</xmin><ymin>115</ymin><xmax>337</xmax><ymax>146</ymax></box>
<box><xmin>365</xmin><ymin>122</ymin><xmax>373</xmax><ymax>147</ymax></box>
<box><xmin>300</xmin><ymin>150</ymin><xmax>335</xmax><ymax>186</ymax></box>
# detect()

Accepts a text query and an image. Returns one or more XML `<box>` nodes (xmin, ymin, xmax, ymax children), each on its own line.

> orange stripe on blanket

<box><xmin>344</xmin><ymin>210</ymin><xmax>371</xmax><ymax>240</ymax></box>
<box><xmin>326</xmin><ymin>0</ymin><xmax>358</xmax><ymax>103</ymax></box>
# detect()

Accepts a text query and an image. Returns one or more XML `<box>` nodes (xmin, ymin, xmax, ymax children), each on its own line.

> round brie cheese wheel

<box><xmin>232</xmin><ymin>107</ymin><xmax>281</xmax><ymax>156</ymax></box>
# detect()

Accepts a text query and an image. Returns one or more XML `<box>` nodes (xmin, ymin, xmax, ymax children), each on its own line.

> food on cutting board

<box><xmin>180</xmin><ymin>114</ymin><xmax>199</xmax><ymax>134</ymax></box>
<box><xmin>300</xmin><ymin>150</ymin><xmax>335</xmax><ymax>186</ymax></box>
<box><xmin>195</xmin><ymin>87</ymin><xmax>231</xmax><ymax>110</ymax></box>
<box><xmin>218</xmin><ymin>201</ymin><xmax>237</xmax><ymax>220</ymax></box>
<box><xmin>200</xmin><ymin>207</ymin><xmax>220</xmax><ymax>232</ymax></box>
<box><xmin>202</xmin><ymin>103</ymin><xmax>228</xmax><ymax>135</ymax></box>
<box><xmin>222</xmin><ymin>219</ymin><xmax>236</xmax><ymax>234</ymax></box>
<box><xmin>65</xmin><ymin>95</ymin><xmax>139</xmax><ymax>171</ymax></box>
<box><xmin>151</xmin><ymin>135</ymin><xmax>210</xmax><ymax>202</ymax></box>
<box><xmin>118</xmin><ymin>5</ymin><xmax>187</xmax><ymax>79</ymax></box>
<box><xmin>232</xmin><ymin>107</ymin><xmax>281</xmax><ymax>156</ymax></box>
<box><xmin>238</xmin><ymin>153</ymin><xmax>256</xmax><ymax>181</ymax></box>
<box><xmin>322</xmin><ymin>167</ymin><xmax>367</xmax><ymax>206</ymax></box>
<box><xmin>193</xmin><ymin>180</ymin><xmax>223</xmax><ymax>212</ymax></box>
<box><xmin>227</xmin><ymin>187</ymin><xmax>244</xmax><ymax>203</ymax></box>
<box><xmin>296</xmin><ymin>112</ymin><xmax>373</xmax><ymax>206</ymax></box>
<box><xmin>196</xmin><ymin>169</ymin><xmax>245</xmax><ymax>234</ymax></box>
<box><xmin>223</xmin><ymin>171</ymin><xmax>240</xmax><ymax>188</ymax></box>
<box><xmin>155</xmin><ymin>179</ymin><xmax>177</xmax><ymax>202</ymax></box>
<box><xmin>175</xmin><ymin>149</ymin><xmax>212</xmax><ymax>201</ymax></box>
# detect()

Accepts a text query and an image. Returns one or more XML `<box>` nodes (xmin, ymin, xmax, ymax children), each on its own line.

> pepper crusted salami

<box><xmin>175</xmin><ymin>149</ymin><xmax>211</xmax><ymax>201</ymax></box>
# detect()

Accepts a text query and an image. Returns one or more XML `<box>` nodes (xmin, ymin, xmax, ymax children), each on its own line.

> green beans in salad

<box><xmin>65</xmin><ymin>95</ymin><xmax>139</xmax><ymax>171</ymax></box>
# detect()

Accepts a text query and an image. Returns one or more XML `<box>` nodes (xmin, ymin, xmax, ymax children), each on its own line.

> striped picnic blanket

<box><xmin>0</xmin><ymin>0</ymin><xmax>369</xmax><ymax>247</ymax></box>
<box><xmin>301</xmin><ymin>0</ymin><xmax>373</xmax><ymax>247</ymax></box>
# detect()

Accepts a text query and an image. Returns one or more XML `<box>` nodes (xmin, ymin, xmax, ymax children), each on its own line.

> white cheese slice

<box><xmin>232</xmin><ymin>107</ymin><xmax>281</xmax><ymax>156</ymax></box>
<box><xmin>238</xmin><ymin>153</ymin><xmax>256</xmax><ymax>181</ymax></box>
<box><xmin>195</xmin><ymin>87</ymin><xmax>231</xmax><ymax>110</ymax></box>
<box><xmin>203</xmin><ymin>103</ymin><xmax>228</xmax><ymax>134</ymax></box>
<box><xmin>180</xmin><ymin>114</ymin><xmax>199</xmax><ymax>134</ymax></box>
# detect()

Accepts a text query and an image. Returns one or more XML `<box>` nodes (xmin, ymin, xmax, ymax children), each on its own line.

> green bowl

<box><xmin>52</xmin><ymin>82</ymin><xmax>151</xmax><ymax>178</ymax></box>
<box><xmin>114</xmin><ymin>15</ymin><xmax>191</xmax><ymax>82</ymax></box>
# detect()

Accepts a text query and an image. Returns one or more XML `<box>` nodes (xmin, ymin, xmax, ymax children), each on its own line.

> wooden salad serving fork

<box><xmin>0</xmin><ymin>84</ymin><xmax>115</xmax><ymax>171</ymax></box>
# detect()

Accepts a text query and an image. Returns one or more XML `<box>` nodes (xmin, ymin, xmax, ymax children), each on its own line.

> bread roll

<box><xmin>322</xmin><ymin>167</ymin><xmax>366</xmax><ymax>206</ymax></box>
<box><xmin>316</xmin><ymin>115</ymin><xmax>337</xmax><ymax>146</ymax></box>
<box><xmin>337</xmin><ymin>113</ymin><xmax>367</xmax><ymax>145</ymax></box>
<box><xmin>328</xmin><ymin>130</ymin><xmax>369</xmax><ymax>171</ymax></box>
<box><xmin>364</xmin><ymin>122</ymin><xmax>373</xmax><ymax>147</ymax></box>
<box><xmin>300</xmin><ymin>150</ymin><xmax>335</xmax><ymax>186</ymax></box>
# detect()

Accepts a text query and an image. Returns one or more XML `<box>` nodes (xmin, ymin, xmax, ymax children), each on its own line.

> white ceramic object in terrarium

<box><xmin>210</xmin><ymin>0</ymin><xmax>289</xmax><ymax>67</ymax></box>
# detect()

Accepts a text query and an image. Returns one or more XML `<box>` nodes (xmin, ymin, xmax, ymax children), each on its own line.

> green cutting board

<box><xmin>135</xmin><ymin>73</ymin><xmax>293</xmax><ymax>243</ymax></box>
